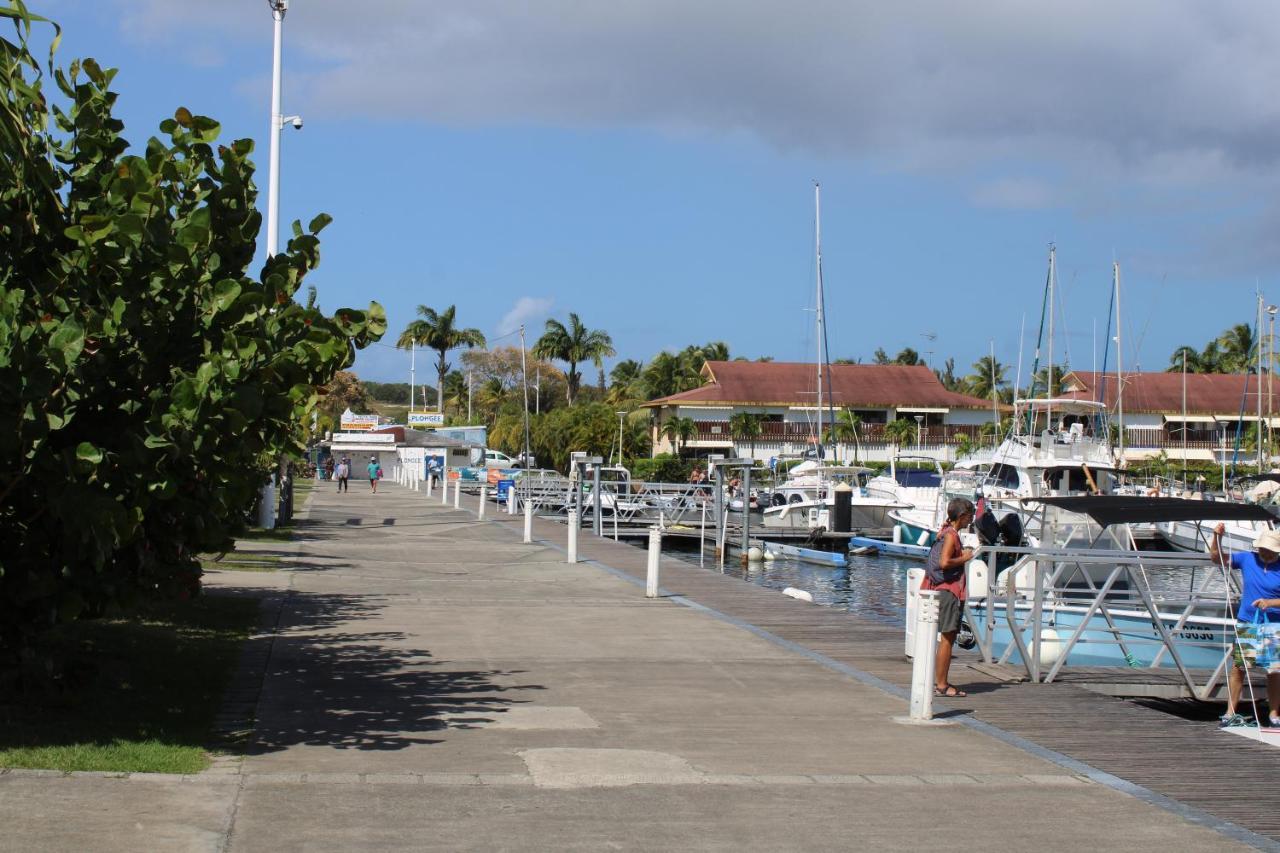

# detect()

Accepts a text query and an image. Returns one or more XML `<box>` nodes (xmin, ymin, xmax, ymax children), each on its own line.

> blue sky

<box><xmin>39</xmin><ymin>1</ymin><xmax>1280</xmax><ymax>383</ymax></box>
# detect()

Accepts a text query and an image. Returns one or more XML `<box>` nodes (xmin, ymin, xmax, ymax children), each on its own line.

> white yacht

<box><xmin>759</xmin><ymin>463</ymin><xmax>909</xmax><ymax>530</ymax></box>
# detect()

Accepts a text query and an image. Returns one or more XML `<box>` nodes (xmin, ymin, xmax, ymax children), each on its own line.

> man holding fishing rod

<box><xmin>1208</xmin><ymin>524</ymin><xmax>1280</xmax><ymax>728</ymax></box>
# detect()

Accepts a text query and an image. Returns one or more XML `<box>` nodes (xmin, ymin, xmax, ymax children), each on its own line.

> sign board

<box><xmin>339</xmin><ymin>411</ymin><xmax>380</xmax><ymax>431</ymax></box>
<box><xmin>335</xmin><ymin>432</ymin><xmax>395</xmax><ymax>444</ymax></box>
<box><xmin>408</xmin><ymin>412</ymin><xmax>445</xmax><ymax>426</ymax></box>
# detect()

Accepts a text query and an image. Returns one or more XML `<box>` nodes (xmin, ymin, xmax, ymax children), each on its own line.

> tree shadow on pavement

<box><xmin>241</xmin><ymin>589</ymin><xmax>544</xmax><ymax>755</ymax></box>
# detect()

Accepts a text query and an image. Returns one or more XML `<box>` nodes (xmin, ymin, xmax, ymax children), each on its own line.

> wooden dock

<box><xmin>499</xmin><ymin>510</ymin><xmax>1280</xmax><ymax>844</ymax></box>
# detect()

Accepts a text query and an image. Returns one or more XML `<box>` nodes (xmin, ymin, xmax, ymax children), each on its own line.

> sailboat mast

<box><xmin>1115</xmin><ymin>262</ymin><xmax>1125</xmax><ymax>463</ymax></box>
<box><xmin>815</xmin><ymin>182</ymin><xmax>826</xmax><ymax>457</ymax></box>
<box><xmin>1047</xmin><ymin>246</ymin><xmax>1056</xmax><ymax>430</ymax></box>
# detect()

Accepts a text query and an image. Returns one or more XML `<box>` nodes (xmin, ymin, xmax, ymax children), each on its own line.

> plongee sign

<box><xmin>408</xmin><ymin>412</ymin><xmax>445</xmax><ymax>426</ymax></box>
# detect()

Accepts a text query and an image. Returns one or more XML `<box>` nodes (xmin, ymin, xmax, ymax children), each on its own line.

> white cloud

<box><xmin>106</xmin><ymin>2</ymin><xmax>1280</xmax><ymax>198</ymax></box>
<box><xmin>494</xmin><ymin>296</ymin><xmax>553</xmax><ymax>338</ymax></box>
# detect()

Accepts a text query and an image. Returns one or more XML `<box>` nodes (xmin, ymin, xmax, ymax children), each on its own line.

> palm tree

<box><xmin>662</xmin><ymin>416</ymin><xmax>697</xmax><ymax>457</ymax></box>
<box><xmin>1198</xmin><ymin>339</ymin><xmax>1224</xmax><ymax>373</ymax></box>
<box><xmin>824</xmin><ymin>409</ymin><xmax>862</xmax><ymax>462</ymax></box>
<box><xmin>729</xmin><ymin>411</ymin><xmax>764</xmax><ymax>460</ymax></box>
<box><xmin>607</xmin><ymin>359</ymin><xmax>645</xmax><ymax>406</ymax></box>
<box><xmin>967</xmin><ymin>355</ymin><xmax>1007</xmax><ymax>402</ymax></box>
<box><xmin>1218</xmin><ymin>323</ymin><xmax>1257</xmax><ymax>373</ymax></box>
<box><xmin>883</xmin><ymin>418</ymin><xmax>917</xmax><ymax>448</ymax></box>
<box><xmin>1167</xmin><ymin>345</ymin><xmax>1203</xmax><ymax>373</ymax></box>
<box><xmin>396</xmin><ymin>305</ymin><xmax>486</xmax><ymax>412</ymax></box>
<box><xmin>533</xmin><ymin>313</ymin><xmax>615</xmax><ymax>406</ymax></box>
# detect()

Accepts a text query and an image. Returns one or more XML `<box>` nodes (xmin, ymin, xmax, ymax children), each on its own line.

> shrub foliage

<box><xmin>0</xmin><ymin>4</ymin><xmax>384</xmax><ymax>656</ymax></box>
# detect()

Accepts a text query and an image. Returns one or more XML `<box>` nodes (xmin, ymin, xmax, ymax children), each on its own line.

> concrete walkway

<box><xmin>0</xmin><ymin>482</ymin><xmax>1258</xmax><ymax>851</ymax></box>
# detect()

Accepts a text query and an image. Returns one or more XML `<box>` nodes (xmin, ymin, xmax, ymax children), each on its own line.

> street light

<box><xmin>914</xmin><ymin>414</ymin><xmax>924</xmax><ymax>447</ymax></box>
<box><xmin>265</xmin><ymin>0</ymin><xmax>302</xmax><ymax>258</ymax></box>
<box><xmin>614</xmin><ymin>411</ymin><xmax>628</xmax><ymax>466</ymax></box>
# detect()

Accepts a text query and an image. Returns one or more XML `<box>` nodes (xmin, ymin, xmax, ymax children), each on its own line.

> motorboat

<box><xmin>953</xmin><ymin>496</ymin><xmax>1277</xmax><ymax>697</ymax></box>
<box><xmin>759</xmin><ymin>464</ymin><xmax>910</xmax><ymax>530</ymax></box>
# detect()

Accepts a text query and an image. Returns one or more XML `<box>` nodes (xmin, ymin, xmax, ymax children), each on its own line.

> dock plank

<box><xmin>502</xmin><ymin>512</ymin><xmax>1280</xmax><ymax>843</ymax></box>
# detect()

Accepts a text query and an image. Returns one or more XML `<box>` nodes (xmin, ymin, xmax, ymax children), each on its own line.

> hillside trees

<box><xmin>0</xmin><ymin>6</ymin><xmax>384</xmax><ymax>656</ymax></box>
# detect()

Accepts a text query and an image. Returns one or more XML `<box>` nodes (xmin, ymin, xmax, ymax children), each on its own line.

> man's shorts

<box><xmin>936</xmin><ymin>590</ymin><xmax>962</xmax><ymax>634</ymax></box>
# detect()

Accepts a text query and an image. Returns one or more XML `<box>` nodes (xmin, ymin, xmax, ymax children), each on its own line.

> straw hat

<box><xmin>1254</xmin><ymin>529</ymin><xmax>1280</xmax><ymax>554</ymax></box>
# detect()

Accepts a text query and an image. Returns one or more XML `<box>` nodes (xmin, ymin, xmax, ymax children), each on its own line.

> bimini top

<box><xmin>1014</xmin><ymin>398</ymin><xmax>1107</xmax><ymax>413</ymax></box>
<box><xmin>1018</xmin><ymin>495</ymin><xmax>1276</xmax><ymax>527</ymax></box>
<box><xmin>1234</xmin><ymin>473</ymin><xmax>1280</xmax><ymax>485</ymax></box>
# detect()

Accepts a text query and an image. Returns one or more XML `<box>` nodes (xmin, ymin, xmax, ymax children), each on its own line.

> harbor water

<box><xmin>657</xmin><ymin>542</ymin><xmax>1232</xmax><ymax>628</ymax></box>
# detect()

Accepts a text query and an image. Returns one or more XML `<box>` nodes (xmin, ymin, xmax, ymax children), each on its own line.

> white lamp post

<box><xmin>914</xmin><ymin>414</ymin><xmax>924</xmax><ymax>447</ymax></box>
<box><xmin>266</xmin><ymin>0</ymin><xmax>302</xmax><ymax>259</ymax></box>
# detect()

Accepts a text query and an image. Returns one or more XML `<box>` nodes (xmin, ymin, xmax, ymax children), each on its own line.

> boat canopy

<box><xmin>1018</xmin><ymin>495</ymin><xmax>1276</xmax><ymax>527</ymax></box>
<box><xmin>1233</xmin><ymin>473</ymin><xmax>1280</xmax><ymax>485</ymax></box>
<box><xmin>1014</xmin><ymin>398</ymin><xmax>1107</xmax><ymax>413</ymax></box>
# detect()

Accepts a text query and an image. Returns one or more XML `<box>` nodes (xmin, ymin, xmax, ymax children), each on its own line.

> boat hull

<box><xmin>969</xmin><ymin>602</ymin><xmax>1234</xmax><ymax>670</ymax></box>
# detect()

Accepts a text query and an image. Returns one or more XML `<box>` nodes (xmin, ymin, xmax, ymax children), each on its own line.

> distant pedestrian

<box><xmin>334</xmin><ymin>459</ymin><xmax>350</xmax><ymax>492</ymax></box>
<box><xmin>922</xmin><ymin>497</ymin><xmax>976</xmax><ymax>698</ymax></box>
<box><xmin>323</xmin><ymin>456</ymin><xmax>334</xmax><ymax>481</ymax></box>
<box><xmin>368</xmin><ymin>456</ymin><xmax>380</xmax><ymax>493</ymax></box>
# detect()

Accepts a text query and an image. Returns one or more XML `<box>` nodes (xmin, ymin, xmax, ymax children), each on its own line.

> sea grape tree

<box><xmin>0</xmin><ymin>2</ymin><xmax>385</xmax><ymax>656</ymax></box>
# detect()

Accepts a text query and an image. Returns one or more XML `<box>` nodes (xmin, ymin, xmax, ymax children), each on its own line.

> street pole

<box><xmin>520</xmin><ymin>325</ymin><xmax>532</xmax><ymax>467</ymax></box>
<box><xmin>266</xmin><ymin>0</ymin><xmax>287</xmax><ymax>259</ymax></box>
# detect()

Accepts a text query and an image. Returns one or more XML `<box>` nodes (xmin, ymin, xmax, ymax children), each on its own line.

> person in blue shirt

<box><xmin>1209</xmin><ymin>524</ymin><xmax>1280</xmax><ymax>728</ymax></box>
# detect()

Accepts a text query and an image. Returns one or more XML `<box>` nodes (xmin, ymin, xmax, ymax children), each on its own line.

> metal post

<box><xmin>593</xmin><ymin>463</ymin><xmax>603</xmax><ymax>536</ymax></box>
<box><xmin>524</xmin><ymin>487</ymin><xmax>534</xmax><ymax>544</ymax></box>
<box><xmin>441</xmin><ymin>469</ymin><xmax>449</xmax><ymax>505</ymax></box>
<box><xmin>508</xmin><ymin>486</ymin><xmax>517</xmax><ymax>515</ymax></box>
<box><xmin>910</xmin><ymin>590</ymin><xmax>940</xmax><ymax>720</ymax></box>
<box><xmin>453</xmin><ymin>480</ymin><xmax>461</xmax><ymax>509</ymax></box>
<box><xmin>567</xmin><ymin>509</ymin><xmax>579</xmax><ymax>564</ymax></box>
<box><xmin>646</xmin><ymin>527</ymin><xmax>662</xmax><ymax>598</ymax></box>
<box><xmin>426</xmin><ymin>474</ymin><xmax>434</xmax><ymax>498</ymax></box>
<box><xmin>478</xmin><ymin>485</ymin><xmax>487</xmax><ymax>520</ymax></box>
<box><xmin>700</xmin><ymin>500</ymin><xmax>707</xmax><ymax>569</ymax></box>
<box><xmin>739</xmin><ymin>466</ymin><xmax>752</xmax><ymax>558</ymax></box>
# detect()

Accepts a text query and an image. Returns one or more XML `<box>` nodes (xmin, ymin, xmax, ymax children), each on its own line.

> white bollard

<box><xmin>567</xmin><ymin>509</ymin><xmax>579</xmax><ymax>563</ymax></box>
<box><xmin>909</xmin><ymin>590</ymin><xmax>941</xmax><ymax>720</ymax></box>
<box><xmin>524</xmin><ymin>491</ymin><xmax>534</xmax><ymax>543</ymax></box>
<box><xmin>508</xmin><ymin>488</ymin><xmax>518</xmax><ymax>515</ymax></box>
<box><xmin>427</xmin><ymin>475</ymin><xmax>434</xmax><ymax>498</ymax></box>
<box><xmin>646</xmin><ymin>527</ymin><xmax>662</xmax><ymax>598</ymax></box>
<box><xmin>454</xmin><ymin>480</ymin><xmax>461</xmax><ymax>509</ymax></box>
<box><xmin>441</xmin><ymin>473</ymin><xmax>449</xmax><ymax>505</ymax></box>
<box><xmin>478</xmin><ymin>486</ymin><xmax>487</xmax><ymax>520</ymax></box>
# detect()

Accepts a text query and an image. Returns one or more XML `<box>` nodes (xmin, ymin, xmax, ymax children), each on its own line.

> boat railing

<box><xmin>963</xmin><ymin>544</ymin><xmax>1241</xmax><ymax>699</ymax></box>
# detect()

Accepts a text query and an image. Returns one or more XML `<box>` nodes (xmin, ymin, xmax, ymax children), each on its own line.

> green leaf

<box><xmin>308</xmin><ymin>213</ymin><xmax>333</xmax><ymax>234</ymax></box>
<box><xmin>75</xmin><ymin>442</ymin><xmax>103</xmax><ymax>464</ymax></box>
<box><xmin>211</xmin><ymin>279</ymin><xmax>241</xmax><ymax>311</ymax></box>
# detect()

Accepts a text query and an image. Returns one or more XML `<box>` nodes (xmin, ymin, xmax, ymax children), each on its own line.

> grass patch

<box><xmin>239</xmin><ymin>526</ymin><xmax>293</xmax><ymax>542</ymax></box>
<box><xmin>0</xmin><ymin>594</ymin><xmax>261</xmax><ymax>773</ymax></box>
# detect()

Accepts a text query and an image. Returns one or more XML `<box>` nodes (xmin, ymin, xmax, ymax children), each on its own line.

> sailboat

<box><xmin>760</xmin><ymin>184</ymin><xmax>909</xmax><ymax>532</ymax></box>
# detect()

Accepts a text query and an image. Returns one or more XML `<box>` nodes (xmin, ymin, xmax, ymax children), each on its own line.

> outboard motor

<box><xmin>974</xmin><ymin>510</ymin><xmax>1001</xmax><ymax>547</ymax></box>
<box><xmin>998</xmin><ymin>513</ymin><xmax>1024</xmax><ymax>547</ymax></box>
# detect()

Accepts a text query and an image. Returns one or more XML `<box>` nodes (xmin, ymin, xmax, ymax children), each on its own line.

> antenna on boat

<box><xmin>814</xmin><ymin>182</ymin><xmax>830</xmax><ymax>460</ymax></box>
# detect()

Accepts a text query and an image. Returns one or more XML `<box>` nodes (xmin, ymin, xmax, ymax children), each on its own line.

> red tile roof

<box><xmin>1063</xmin><ymin>371</ymin><xmax>1264</xmax><ymax>415</ymax></box>
<box><xmin>643</xmin><ymin>361</ymin><xmax>999</xmax><ymax>410</ymax></box>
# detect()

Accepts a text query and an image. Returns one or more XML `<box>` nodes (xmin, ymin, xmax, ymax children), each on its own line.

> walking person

<box><xmin>334</xmin><ymin>458</ymin><xmax>349</xmax><ymax>493</ymax></box>
<box><xmin>1208</xmin><ymin>523</ymin><xmax>1280</xmax><ymax>727</ymax></box>
<box><xmin>368</xmin><ymin>456</ymin><xmax>381</xmax><ymax>494</ymax></box>
<box><xmin>922</xmin><ymin>497</ymin><xmax>976</xmax><ymax>698</ymax></box>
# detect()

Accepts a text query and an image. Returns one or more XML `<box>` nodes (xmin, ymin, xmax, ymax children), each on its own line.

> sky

<box><xmin>35</xmin><ymin>1</ymin><xmax>1280</xmax><ymax>384</ymax></box>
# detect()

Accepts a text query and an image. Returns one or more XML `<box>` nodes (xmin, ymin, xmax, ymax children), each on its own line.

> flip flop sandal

<box><xmin>934</xmin><ymin>685</ymin><xmax>967</xmax><ymax>698</ymax></box>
